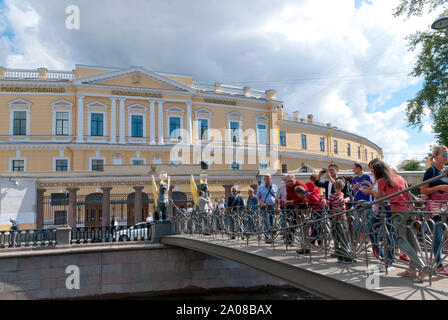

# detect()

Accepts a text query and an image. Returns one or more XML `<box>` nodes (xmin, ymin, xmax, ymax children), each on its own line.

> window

<box><xmin>55</xmin><ymin>159</ymin><xmax>68</xmax><ymax>172</ymax></box>
<box><xmin>320</xmin><ymin>137</ymin><xmax>325</xmax><ymax>151</ymax></box>
<box><xmin>302</xmin><ymin>167</ymin><xmax>308</xmax><ymax>173</ymax></box>
<box><xmin>231</xmin><ymin>162</ymin><xmax>240</xmax><ymax>170</ymax></box>
<box><xmin>358</xmin><ymin>146</ymin><xmax>361</xmax><ymax>159</ymax></box>
<box><xmin>169</xmin><ymin>160</ymin><xmax>182</xmax><ymax>165</ymax></box>
<box><xmin>91</xmin><ymin>159</ymin><xmax>104</xmax><ymax>172</ymax></box>
<box><xmin>13</xmin><ymin>111</ymin><xmax>27</xmax><ymax>136</ymax></box>
<box><xmin>131</xmin><ymin>115</ymin><xmax>143</xmax><ymax>138</ymax></box>
<box><xmin>230</xmin><ymin>121</ymin><xmax>240</xmax><ymax>143</ymax></box>
<box><xmin>55</xmin><ymin>112</ymin><xmax>69</xmax><ymax>136</ymax></box>
<box><xmin>371</xmin><ymin>152</ymin><xmax>374</xmax><ymax>160</ymax></box>
<box><xmin>280</xmin><ymin>131</ymin><xmax>286</xmax><ymax>146</ymax></box>
<box><xmin>259</xmin><ymin>163</ymin><xmax>268</xmax><ymax>170</ymax></box>
<box><xmin>169</xmin><ymin>117</ymin><xmax>181</xmax><ymax>139</ymax></box>
<box><xmin>365</xmin><ymin>149</ymin><xmax>368</xmax><ymax>161</ymax></box>
<box><xmin>91</xmin><ymin>113</ymin><xmax>104</xmax><ymax>136</ymax></box>
<box><xmin>12</xmin><ymin>160</ymin><xmax>25</xmax><ymax>172</ymax></box>
<box><xmin>132</xmin><ymin>160</ymin><xmax>144</xmax><ymax>165</ymax></box>
<box><xmin>333</xmin><ymin>140</ymin><xmax>338</xmax><ymax>154</ymax></box>
<box><xmin>257</xmin><ymin>124</ymin><xmax>267</xmax><ymax>145</ymax></box>
<box><xmin>54</xmin><ymin>211</ymin><xmax>67</xmax><ymax>226</ymax></box>
<box><xmin>281</xmin><ymin>164</ymin><xmax>288</xmax><ymax>173</ymax></box>
<box><xmin>347</xmin><ymin>143</ymin><xmax>351</xmax><ymax>157</ymax></box>
<box><xmin>198</xmin><ymin>119</ymin><xmax>208</xmax><ymax>140</ymax></box>
<box><xmin>301</xmin><ymin>134</ymin><xmax>307</xmax><ymax>149</ymax></box>
<box><xmin>50</xmin><ymin>193</ymin><xmax>69</xmax><ymax>206</ymax></box>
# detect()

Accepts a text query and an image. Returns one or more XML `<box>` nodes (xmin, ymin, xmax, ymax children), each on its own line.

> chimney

<box><xmin>293</xmin><ymin>111</ymin><xmax>301</xmax><ymax>121</ymax></box>
<box><xmin>243</xmin><ymin>87</ymin><xmax>250</xmax><ymax>97</ymax></box>
<box><xmin>265</xmin><ymin>89</ymin><xmax>277</xmax><ymax>100</ymax></box>
<box><xmin>307</xmin><ymin>114</ymin><xmax>313</xmax><ymax>124</ymax></box>
<box><xmin>215</xmin><ymin>82</ymin><xmax>222</xmax><ymax>93</ymax></box>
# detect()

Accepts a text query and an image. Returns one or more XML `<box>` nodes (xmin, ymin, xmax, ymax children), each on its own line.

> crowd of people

<box><xmin>185</xmin><ymin>144</ymin><xmax>448</xmax><ymax>282</ymax></box>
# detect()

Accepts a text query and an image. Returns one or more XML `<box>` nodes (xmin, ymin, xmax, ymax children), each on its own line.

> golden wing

<box><xmin>152</xmin><ymin>175</ymin><xmax>159</xmax><ymax>208</ymax></box>
<box><xmin>190</xmin><ymin>175</ymin><xmax>198</xmax><ymax>207</ymax></box>
<box><xmin>167</xmin><ymin>176</ymin><xmax>171</xmax><ymax>194</ymax></box>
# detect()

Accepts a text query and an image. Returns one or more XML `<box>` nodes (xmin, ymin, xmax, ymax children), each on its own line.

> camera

<box><xmin>320</xmin><ymin>168</ymin><xmax>328</xmax><ymax>174</ymax></box>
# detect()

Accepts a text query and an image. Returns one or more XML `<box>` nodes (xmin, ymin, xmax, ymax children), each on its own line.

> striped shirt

<box><xmin>328</xmin><ymin>192</ymin><xmax>346</xmax><ymax>218</ymax></box>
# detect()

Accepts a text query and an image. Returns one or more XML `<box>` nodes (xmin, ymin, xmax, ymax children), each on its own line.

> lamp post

<box><xmin>431</xmin><ymin>14</ymin><xmax>448</xmax><ymax>30</ymax></box>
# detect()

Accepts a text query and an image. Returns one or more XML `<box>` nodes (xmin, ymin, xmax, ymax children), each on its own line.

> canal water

<box><xmin>107</xmin><ymin>286</ymin><xmax>322</xmax><ymax>300</ymax></box>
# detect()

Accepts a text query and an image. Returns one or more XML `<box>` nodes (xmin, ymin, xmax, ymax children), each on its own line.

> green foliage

<box><xmin>401</xmin><ymin>159</ymin><xmax>426</xmax><ymax>171</ymax></box>
<box><xmin>394</xmin><ymin>0</ymin><xmax>448</xmax><ymax>145</ymax></box>
<box><xmin>433</xmin><ymin>104</ymin><xmax>448</xmax><ymax>145</ymax></box>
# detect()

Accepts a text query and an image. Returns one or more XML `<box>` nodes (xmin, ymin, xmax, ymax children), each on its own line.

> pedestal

<box><xmin>150</xmin><ymin>221</ymin><xmax>173</xmax><ymax>243</ymax></box>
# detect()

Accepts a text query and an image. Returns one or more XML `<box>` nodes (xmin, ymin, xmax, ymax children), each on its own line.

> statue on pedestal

<box><xmin>152</xmin><ymin>171</ymin><xmax>170</xmax><ymax>221</ymax></box>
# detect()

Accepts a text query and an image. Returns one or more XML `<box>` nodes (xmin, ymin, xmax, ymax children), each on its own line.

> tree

<box><xmin>400</xmin><ymin>159</ymin><xmax>426</xmax><ymax>171</ymax></box>
<box><xmin>394</xmin><ymin>0</ymin><xmax>448</xmax><ymax>145</ymax></box>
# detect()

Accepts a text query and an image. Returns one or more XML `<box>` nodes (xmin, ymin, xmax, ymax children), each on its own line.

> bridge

<box><xmin>162</xmin><ymin>234</ymin><xmax>448</xmax><ymax>300</ymax></box>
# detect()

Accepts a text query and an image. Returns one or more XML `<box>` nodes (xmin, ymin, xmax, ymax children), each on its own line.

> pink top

<box><xmin>377</xmin><ymin>175</ymin><xmax>410</xmax><ymax>212</ymax></box>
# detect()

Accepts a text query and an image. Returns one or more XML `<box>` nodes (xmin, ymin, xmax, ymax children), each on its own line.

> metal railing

<box><xmin>171</xmin><ymin>170</ymin><xmax>448</xmax><ymax>285</ymax></box>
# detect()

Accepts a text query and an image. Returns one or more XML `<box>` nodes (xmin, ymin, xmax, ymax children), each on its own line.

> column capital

<box><xmin>37</xmin><ymin>188</ymin><xmax>47</xmax><ymax>193</ymax></box>
<box><xmin>110</xmin><ymin>96</ymin><xmax>118</xmax><ymax>102</ymax></box>
<box><xmin>149</xmin><ymin>98</ymin><xmax>157</xmax><ymax>103</ymax></box>
<box><xmin>76</xmin><ymin>94</ymin><xmax>85</xmax><ymax>100</ymax></box>
<box><xmin>101</xmin><ymin>186</ymin><xmax>113</xmax><ymax>192</ymax></box>
<box><xmin>66</xmin><ymin>187</ymin><xmax>80</xmax><ymax>193</ymax></box>
<box><xmin>133</xmin><ymin>186</ymin><xmax>144</xmax><ymax>192</ymax></box>
<box><xmin>157</xmin><ymin>99</ymin><xmax>165</xmax><ymax>104</ymax></box>
<box><xmin>118</xmin><ymin>96</ymin><xmax>127</xmax><ymax>102</ymax></box>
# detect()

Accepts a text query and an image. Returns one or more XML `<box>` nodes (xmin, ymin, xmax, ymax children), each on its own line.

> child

<box><xmin>328</xmin><ymin>180</ymin><xmax>354</xmax><ymax>264</ymax></box>
<box><xmin>295</xmin><ymin>186</ymin><xmax>326</xmax><ymax>246</ymax></box>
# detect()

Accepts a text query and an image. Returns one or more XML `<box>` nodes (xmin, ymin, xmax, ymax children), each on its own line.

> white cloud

<box><xmin>0</xmin><ymin>0</ymin><xmax>441</xmax><ymax>168</ymax></box>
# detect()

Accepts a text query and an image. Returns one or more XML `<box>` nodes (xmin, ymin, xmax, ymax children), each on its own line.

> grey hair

<box><xmin>231</xmin><ymin>185</ymin><xmax>239</xmax><ymax>193</ymax></box>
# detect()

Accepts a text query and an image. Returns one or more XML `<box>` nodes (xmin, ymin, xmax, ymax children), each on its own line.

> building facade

<box><xmin>0</xmin><ymin>64</ymin><xmax>383</xmax><ymax>230</ymax></box>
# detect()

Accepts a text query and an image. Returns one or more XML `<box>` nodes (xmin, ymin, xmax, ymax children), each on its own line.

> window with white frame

<box><xmin>11</xmin><ymin>159</ymin><xmax>25</xmax><ymax>172</ymax></box>
<box><xmin>132</xmin><ymin>159</ymin><xmax>145</xmax><ymax>165</ymax></box>
<box><xmin>347</xmin><ymin>143</ymin><xmax>351</xmax><ymax>157</ymax></box>
<box><xmin>301</xmin><ymin>134</ymin><xmax>307</xmax><ymax>149</ymax></box>
<box><xmin>320</xmin><ymin>137</ymin><xmax>325</xmax><ymax>152</ymax></box>
<box><xmin>52</xmin><ymin>100</ymin><xmax>73</xmax><ymax>137</ymax></box>
<box><xmin>166</xmin><ymin>106</ymin><xmax>184</xmax><ymax>140</ymax></box>
<box><xmin>256</xmin><ymin>114</ymin><xmax>269</xmax><ymax>145</ymax></box>
<box><xmin>54</xmin><ymin>159</ymin><xmax>69</xmax><ymax>172</ymax></box>
<box><xmin>333</xmin><ymin>140</ymin><xmax>338</xmax><ymax>154</ymax></box>
<box><xmin>280</xmin><ymin>131</ymin><xmax>286</xmax><ymax>146</ymax></box>
<box><xmin>128</xmin><ymin>104</ymin><xmax>147</xmax><ymax>139</ymax></box>
<box><xmin>90</xmin><ymin>158</ymin><xmax>104</xmax><ymax>172</ymax></box>
<box><xmin>198</xmin><ymin>119</ymin><xmax>209</xmax><ymax>140</ymax></box>
<box><xmin>259</xmin><ymin>162</ymin><xmax>268</xmax><ymax>170</ymax></box>
<box><xmin>195</xmin><ymin>108</ymin><xmax>212</xmax><ymax>142</ymax></box>
<box><xmin>9</xmin><ymin>98</ymin><xmax>31</xmax><ymax>137</ymax></box>
<box><xmin>87</xmin><ymin>101</ymin><xmax>108</xmax><ymax>139</ymax></box>
<box><xmin>227</xmin><ymin>111</ymin><xmax>242</xmax><ymax>144</ymax></box>
<box><xmin>13</xmin><ymin>111</ymin><xmax>27</xmax><ymax>136</ymax></box>
<box><xmin>169</xmin><ymin>160</ymin><xmax>183</xmax><ymax>165</ymax></box>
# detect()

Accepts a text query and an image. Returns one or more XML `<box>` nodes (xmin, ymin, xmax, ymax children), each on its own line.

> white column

<box><xmin>119</xmin><ymin>97</ymin><xmax>126</xmax><ymax>144</ymax></box>
<box><xmin>149</xmin><ymin>99</ymin><xmax>156</xmax><ymax>144</ymax></box>
<box><xmin>110</xmin><ymin>97</ymin><xmax>117</xmax><ymax>144</ymax></box>
<box><xmin>76</xmin><ymin>95</ymin><xmax>84</xmax><ymax>143</ymax></box>
<box><xmin>186</xmin><ymin>101</ymin><xmax>192</xmax><ymax>144</ymax></box>
<box><xmin>158</xmin><ymin>99</ymin><xmax>164</xmax><ymax>144</ymax></box>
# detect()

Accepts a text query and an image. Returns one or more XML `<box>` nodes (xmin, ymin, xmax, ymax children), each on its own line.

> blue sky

<box><xmin>0</xmin><ymin>0</ymin><xmax>440</xmax><ymax>167</ymax></box>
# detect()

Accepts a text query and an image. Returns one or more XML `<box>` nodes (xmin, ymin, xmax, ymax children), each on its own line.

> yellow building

<box><xmin>0</xmin><ymin>64</ymin><xmax>383</xmax><ymax>230</ymax></box>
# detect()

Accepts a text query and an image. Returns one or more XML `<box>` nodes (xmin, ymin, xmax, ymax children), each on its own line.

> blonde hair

<box><xmin>294</xmin><ymin>186</ymin><xmax>306</xmax><ymax>194</ymax></box>
<box><xmin>433</xmin><ymin>145</ymin><xmax>448</xmax><ymax>158</ymax></box>
<box><xmin>334</xmin><ymin>179</ymin><xmax>345</xmax><ymax>190</ymax></box>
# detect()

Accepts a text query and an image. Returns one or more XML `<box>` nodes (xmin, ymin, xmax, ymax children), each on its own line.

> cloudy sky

<box><xmin>0</xmin><ymin>0</ymin><xmax>443</xmax><ymax>167</ymax></box>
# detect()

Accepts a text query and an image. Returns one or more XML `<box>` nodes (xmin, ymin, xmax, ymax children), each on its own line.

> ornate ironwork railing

<box><xmin>171</xmin><ymin>170</ymin><xmax>448</xmax><ymax>285</ymax></box>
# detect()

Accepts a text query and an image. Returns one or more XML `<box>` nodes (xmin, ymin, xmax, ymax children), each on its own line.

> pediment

<box><xmin>73</xmin><ymin>67</ymin><xmax>194</xmax><ymax>93</ymax></box>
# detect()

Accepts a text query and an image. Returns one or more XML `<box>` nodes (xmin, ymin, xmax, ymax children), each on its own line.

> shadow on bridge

<box><xmin>161</xmin><ymin>234</ymin><xmax>448</xmax><ymax>300</ymax></box>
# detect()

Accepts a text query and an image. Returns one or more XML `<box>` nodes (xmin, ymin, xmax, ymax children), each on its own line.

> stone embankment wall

<box><xmin>0</xmin><ymin>243</ymin><xmax>283</xmax><ymax>299</ymax></box>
